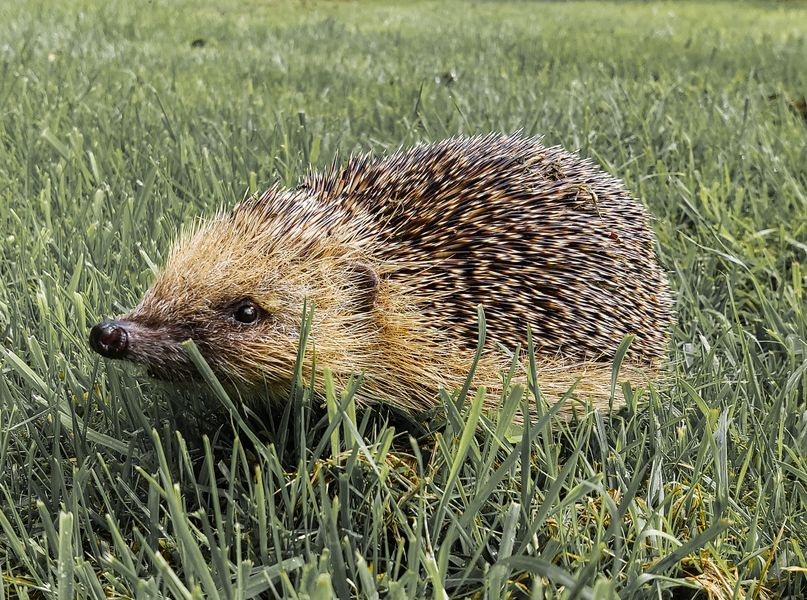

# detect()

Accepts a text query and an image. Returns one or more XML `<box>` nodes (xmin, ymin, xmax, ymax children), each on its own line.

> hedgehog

<box><xmin>89</xmin><ymin>134</ymin><xmax>672</xmax><ymax>419</ymax></box>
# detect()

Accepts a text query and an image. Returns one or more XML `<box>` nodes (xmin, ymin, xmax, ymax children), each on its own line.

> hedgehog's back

<box><xmin>303</xmin><ymin>134</ymin><xmax>671</xmax><ymax>364</ymax></box>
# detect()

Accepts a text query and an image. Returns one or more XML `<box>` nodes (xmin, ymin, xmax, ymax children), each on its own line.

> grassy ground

<box><xmin>1</xmin><ymin>0</ymin><xmax>806</xmax><ymax>597</ymax></box>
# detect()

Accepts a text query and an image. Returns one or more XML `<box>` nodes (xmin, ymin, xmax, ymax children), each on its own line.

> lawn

<box><xmin>1</xmin><ymin>0</ymin><xmax>806</xmax><ymax>597</ymax></box>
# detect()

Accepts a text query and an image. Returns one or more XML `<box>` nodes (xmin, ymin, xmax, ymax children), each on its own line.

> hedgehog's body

<box><xmin>90</xmin><ymin>135</ymin><xmax>672</xmax><ymax>416</ymax></box>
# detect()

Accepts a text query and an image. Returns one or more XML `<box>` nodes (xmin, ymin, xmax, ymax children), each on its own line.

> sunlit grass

<box><xmin>1</xmin><ymin>1</ymin><xmax>806</xmax><ymax>597</ymax></box>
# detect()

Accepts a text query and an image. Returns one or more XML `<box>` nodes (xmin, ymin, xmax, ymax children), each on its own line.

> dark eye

<box><xmin>233</xmin><ymin>301</ymin><xmax>260</xmax><ymax>324</ymax></box>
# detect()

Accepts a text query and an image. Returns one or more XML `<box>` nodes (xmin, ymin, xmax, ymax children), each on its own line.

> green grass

<box><xmin>1</xmin><ymin>0</ymin><xmax>806</xmax><ymax>597</ymax></box>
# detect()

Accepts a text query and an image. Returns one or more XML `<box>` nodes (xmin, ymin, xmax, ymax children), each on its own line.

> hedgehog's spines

<box><xmin>256</xmin><ymin>134</ymin><xmax>667</xmax><ymax>365</ymax></box>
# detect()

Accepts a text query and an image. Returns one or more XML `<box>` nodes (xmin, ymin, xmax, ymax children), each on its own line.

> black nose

<box><xmin>89</xmin><ymin>321</ymin><xmax>130</xmax><ymax>359</ymax></box>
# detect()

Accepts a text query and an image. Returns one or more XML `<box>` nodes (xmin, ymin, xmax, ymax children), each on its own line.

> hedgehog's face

<box><xmin>89</xmin><ymin>211</ymin><xmax>381</xmax><ymax>392</ymax></box>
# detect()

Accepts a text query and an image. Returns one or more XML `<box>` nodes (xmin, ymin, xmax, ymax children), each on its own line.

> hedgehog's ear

<box><xmin>347</xmin><ymin>260</ymin><xmax>380</xmax><ymax>311</ymax></box>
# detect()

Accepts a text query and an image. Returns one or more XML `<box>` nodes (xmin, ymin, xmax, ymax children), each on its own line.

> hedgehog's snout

<box><xmin>89</xmin><ymin>320</ymin><xmax>130</xmax><ymax>359</ymax></box>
